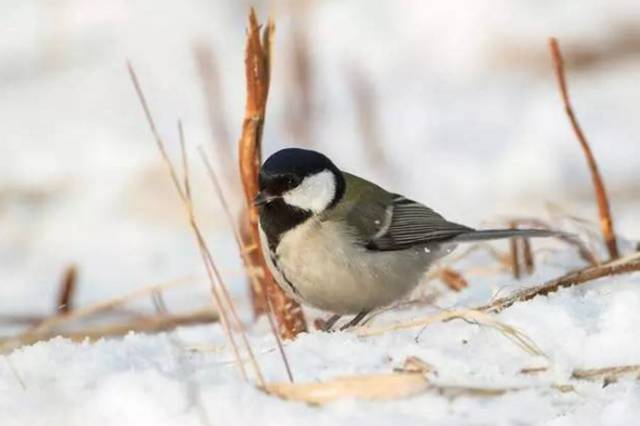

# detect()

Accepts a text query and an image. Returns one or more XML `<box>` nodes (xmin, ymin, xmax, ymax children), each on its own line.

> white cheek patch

<box><xmin>283</xmin><ymin>170</ymin><xmax>336</xmax><ymax>213</ymax></box>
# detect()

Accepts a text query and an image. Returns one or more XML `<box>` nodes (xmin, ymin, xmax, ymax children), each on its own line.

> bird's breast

<box><xmin>265</xmin><ymin>218</ymin><xmax>432</xmax><ymax>314</ymax></box>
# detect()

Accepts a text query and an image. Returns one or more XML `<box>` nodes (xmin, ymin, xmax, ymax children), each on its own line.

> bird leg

<box><xmin>315</xmin><ymin>314</ymin><xmax>342</xmax><ymax>332</ymax></box>
<box><xmin>339</xmin><ymin>310</ymin><xmax>370</xmax><ymax>331</ymax></box>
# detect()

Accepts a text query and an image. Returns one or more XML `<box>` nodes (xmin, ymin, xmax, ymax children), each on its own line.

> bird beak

<box><xmin>254</xmin><ymin>191</ymin><xmax>277</xmax><ymax>206</ymax></box>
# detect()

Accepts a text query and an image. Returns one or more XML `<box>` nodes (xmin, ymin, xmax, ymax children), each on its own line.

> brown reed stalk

<box><xmin>238</xmin><ymin>9</ymin><xmax>306</xmax><ymax>339</ymax></box>
<box><xmin>522</xmin><ymin>238</ymin><xmax>535</xmax><ymax>275</ymax></box>
<box><xmin>56</xmin><ymin>264</ymin><xmax>77</xmax><ymax>313</ymax></box>
<box><xmin>509</xmin><ymin>223</ymin><xmax>521</xmax><ymax>279</ymax></box>
<box><xmin>549</xmin><ymin>37</ymin><xmax>619</xmax><ymax>260</ymax></box>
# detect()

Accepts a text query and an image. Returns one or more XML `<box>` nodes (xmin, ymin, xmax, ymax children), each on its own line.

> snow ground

<box><xmin>1</xmin><ymin>1</ymin><xmax>640</xmax><ymax>425</ymax></box>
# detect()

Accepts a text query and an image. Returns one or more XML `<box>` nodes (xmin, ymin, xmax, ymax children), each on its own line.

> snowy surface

<box><xmin>1</xmin><ymin>0</ymin><xmax>640</xmax><ymax>425</ymax></box>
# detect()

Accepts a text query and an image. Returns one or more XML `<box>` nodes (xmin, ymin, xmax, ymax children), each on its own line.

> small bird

<box><xmin>255</xmin><ymin>148</ymin><xmax>555</xmax><ymax>330</ymax></box>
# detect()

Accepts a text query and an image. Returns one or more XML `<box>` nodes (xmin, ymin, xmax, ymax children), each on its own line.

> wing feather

<box><xmin>366</xmin><ymin>195</ymin><xmax>472</xmax><ymax>251</ymax></box>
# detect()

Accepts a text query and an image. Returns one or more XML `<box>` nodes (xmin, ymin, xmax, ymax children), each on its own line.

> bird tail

<box><xmin>451</xmin><ymin>228</ymin><xmax>559</xmax><ymax>242</ymax></box>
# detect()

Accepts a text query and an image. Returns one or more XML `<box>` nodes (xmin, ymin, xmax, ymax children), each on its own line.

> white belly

<box><xmin>260</xmin><ymin>218</ymin><xmax>439</xmax><ymax>315</ymax></box>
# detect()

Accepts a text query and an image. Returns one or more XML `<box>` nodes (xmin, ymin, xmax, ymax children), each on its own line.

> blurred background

<box><xmin>1</xmin><ymin>0</ymin><xmax>639</xmax><ymax>321</ymax></box>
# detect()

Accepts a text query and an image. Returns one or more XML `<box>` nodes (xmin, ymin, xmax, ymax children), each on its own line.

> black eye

<box><xmin>287</xmin><ymin>176</ymin><xmax>300</xmax><ymax>187</ymax></box>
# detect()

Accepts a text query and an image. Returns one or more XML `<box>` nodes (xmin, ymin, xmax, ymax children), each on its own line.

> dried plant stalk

<box><xmin>265</xmin><ymin>372</ymin><xmax>428</xmax><ymax>404</ymax></box>
<box><xmin>238</xmin><ymin>9</ymin><xmax>306</xmax><ymax>338</ymax></box>
<box><xmin>56</xmin><ymin>264</ymin><xmax>77</xmax><ymax>313</ymax></box>
<box><xmin>357</xmin><ymin>309</ymin><xmax>544</xmax><ymax>357</ymax></box>
<box><xmin>522</xmin><ymin>238</ymin><xmax>535</xmax><ymax>275</ymax></box>
<box><xmin>17</xmin><ymin>309</ymin><xmax>218</xmax><ymax>345</ymax></box>
<box><xmin>549</xmin><ymin>38</ymin><xmax>619</xmax><ymax>259</ymax></box>
<box><xmin>572</xmin><ymin>365</ymin><xmax>640</xmax><ymax>382</ymax></box>
<box><xmin>127</xmin><ymin>64</ymin><xmax>266</xmax><ymax>385</ymax></box>
<box><xmin>439</xmin><ymin>268</ymin><xmax>468</xmax><ymax>291</ymax></box>
<box><xmin>509</xmin><ymin>223</ymin><xmax>522</xmax><ymax>279</ymax></box>
<box><xmin>480</xmin><ymin>252</ymin><xmax>640</xmax><ymax>313</ymax></box>
<box><xmin>200</xmin><ymin>149</ymin><xmax>294</xmax><ymax>382</ymax></box>
<box><xmin>509</xmin><ymin>217</ymin><xmax>598</xmax><ymax>266</ymax></box>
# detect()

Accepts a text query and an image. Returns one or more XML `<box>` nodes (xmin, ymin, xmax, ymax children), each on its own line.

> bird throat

<box><xmin>258</xmin><ymin>199</ymin><xmax>312</xmax><ymax>252</ymax></box>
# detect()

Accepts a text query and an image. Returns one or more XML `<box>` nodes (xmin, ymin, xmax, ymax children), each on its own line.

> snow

<box><xmin>1</xmin><ymin>0</ymin><xmax>640</xmax><ymax>425</ymax></box>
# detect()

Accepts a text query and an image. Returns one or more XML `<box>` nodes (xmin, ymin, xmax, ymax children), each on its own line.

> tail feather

<box><xmin>451</xmin><ymin>228</ymin><xmax>560</xmax><ymax>242</ymax></box>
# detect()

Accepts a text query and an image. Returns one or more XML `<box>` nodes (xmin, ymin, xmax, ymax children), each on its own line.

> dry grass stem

<box><xmin>56</xmin><ymin>264</ymin><xmax>77</xmax><ymax>313</ymax></box>
<box><xmin>572</xmin><ymin>365</ymin><xmax>640</xmax><ymax>382</ymax></box>
<box><xmin>522</xmin><ymin>238</ymin><xmax>535</xmax><ymax>275</ymax></box>
<box><xmin>357</xmin><ymin>309</ymin><xmax>544</xmax><ymax>357</ymax></box>
<box><xmin>549</xmin><ymin>37</ymin><xmax>619</xmax><ymax>259</ymax></box>
<box><xmin>60</xmin><ymin>308</ymin><xmax>218</xmax><ymax>342</ymax></box>
<box><xmin>200</xmin><ymin>148</ymin><xmax>294</xmax><ymax>382</ymax></box>
<box><xmin>127</xmin><ymin>63</ymin><xmax>265</xmax><ymax>385</ymax></box>
<box><xmin>6</xmin><ymin>275</ymin><xmax>194</xmax><ymax>350</ymax></box>
<box><xmin>0</xmin><ymin>308</ymin><xmax>218</xmax><ymax>350</ymax></box>
<box><xmin>509</xmin><ymin>217</ymin><xmax>598</xmax><ymax>266</ymax></box>
<box><xmin>480</xmin><ymin>252</ymin><xmax>640</xmax><ymax>313</ymax></box>
<box><xmin>238</xmin><ymin>9</ymin><xmax>306</xmax><ymax>338</ymax></box>
<box><xmin>510</xmin><ymin>225</ymin><xmax>522</xmax><ymax>279</ymax></box>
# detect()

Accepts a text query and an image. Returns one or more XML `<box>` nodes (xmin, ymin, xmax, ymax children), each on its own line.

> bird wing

<box><xmin>362</xmin><ymin>194</ymin><xmax>473</xmax><ymax>251</ymax></box>
<box><xmin>327</xmin><ymin>173</ymin><xmax>473</xmax><ymax>251</ymax></box>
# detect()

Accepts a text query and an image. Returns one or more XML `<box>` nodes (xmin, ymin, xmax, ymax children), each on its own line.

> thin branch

<box><xmin>549</xmin><ymin>37</ymin><xmax>619</xmax><ymax>259</ymax></box>
<box><xmin>9</xmin><ymin>275</ymin><xmax>194</xmax><ymax>350</ymax></box>
<box><xmin>479</xmin><ymin>252</ymin><xmax>640</xmax><ymax>313</ymax></box>
<box><xmin>509</xmin><ymin>225</ymin><xmax>521</xmax><ymax>279</ymax></box>
<box><xmin>522</xmin><ymin>238</ymin><xmax>535</xmax><ymax>275</ymax></box>
<box><xmin>56</xmin><ymin>264</ymin><xmax>77</xmax><ymax>313</ymax></box>
<box><xmin>508</xmin><ymin>217</ymin><xmax>599</xmax><ymax>266</ymax></box>
<box><xmin>57</xmin><ymin>309</ymin><xmax>217</xmax><ymax>342</ymax></box>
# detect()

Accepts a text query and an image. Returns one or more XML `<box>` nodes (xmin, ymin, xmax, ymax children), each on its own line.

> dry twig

<box><xmin>509</xmin><ymin>225</ymin><xmax>522</xmax><ymax>279</ymax></box>
<box><xmin>480</xmin><ymin>252</ymin><xmax>640</xmax><ymax>313</ymax></box>
<box><xmin>508</xmin><ymin>217</ymin><xmax>598</xmax><ymax>266</ymax></box>
<box><xmin>50</xmin><ymin>309</ymin><xmax>217</xmax><ymax>343</ymax></box>
<box><xmin>572</xmin><ymin>365</ymin><xmax>640</xmax><ymax>383</ymax></box>
<box><xmin>56</xmin><ymin>264</ymin><xmax>77</xmax><ymax>313</ymax></box>
<box><xmin>522</xmin><ymin>238</ymin><xmax>535</xmax><ymax>275</ymax></box>
<box><xmin>549</xmin><ymin>37</ymin><xmax>619</xmax><ymax>259</ymax></box>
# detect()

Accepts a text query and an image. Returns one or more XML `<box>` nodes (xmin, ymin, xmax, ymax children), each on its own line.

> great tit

<box><xmin>255</xmin><ymin>148</ymin><xmax>556</xmax><ymax>329</ymax></box>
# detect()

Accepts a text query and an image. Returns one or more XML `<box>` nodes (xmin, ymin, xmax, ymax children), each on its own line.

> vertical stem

<box><xmin>549</xmin><ymin>38</ymin><xmax>619</xmax><ymax>260</ymax></box>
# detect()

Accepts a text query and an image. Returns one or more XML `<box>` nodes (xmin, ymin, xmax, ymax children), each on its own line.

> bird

<box><xmin>255</xmin><ymin>148</ymin><xmax>556</xmax><ymax>330</ymax></box>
